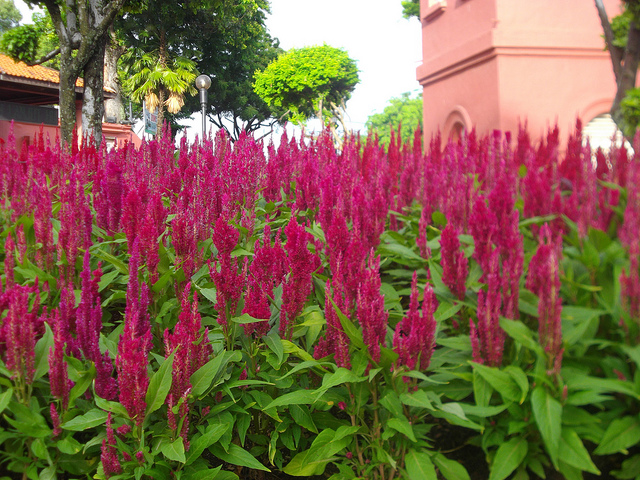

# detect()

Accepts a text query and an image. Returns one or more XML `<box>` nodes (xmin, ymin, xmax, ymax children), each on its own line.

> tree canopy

<box><xmin>596</xmin><ymin>0</ymin><xmax>640</xmax><ymax>138</ymax></box>
<box><xmin>0</xmin><ymin>0</ymin><xmax>20</xmax><ymax>34</ymax></box>
<box><xmin>401</xmin><ymin>0</ymin><xmax>419</xmax><ymax>19</ymax></box>
<box><xmin>253</xmin><ymin>44</ymin><xmax>359</xmax><ymax>129</ymax></box>
<box><xmin>0</xmin><ymin>0</ymin><xmax>279</xmax><ymax>144</ymax></box>
<box><xmin>0</xmin><ymin>0</ymin><xmax>130</xmax><ymax>145</ymax></box>
<box><xmin>366</xmin><ymin>91</ymin><xmax>422</xmax><ymax>148</ymax></box>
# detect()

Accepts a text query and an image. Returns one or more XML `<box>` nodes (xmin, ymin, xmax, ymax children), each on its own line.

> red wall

<box><xmin>417</xmin><ymin>0</ymin><xmax>622</xmax><ymax>145</ymax></box>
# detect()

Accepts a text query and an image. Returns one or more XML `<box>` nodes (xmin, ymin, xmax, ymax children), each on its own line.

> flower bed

<box><xmin>0</xmin><ymin>122</ymin><xmax>638</xmax><ymax>479</ymax></box>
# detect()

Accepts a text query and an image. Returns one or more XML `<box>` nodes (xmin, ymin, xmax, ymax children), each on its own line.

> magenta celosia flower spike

<box><xmin>48</xmin><ymin>308</ymin><xmax>72</xmax><ymax>411</ymax></box>
<box><xmin>101</xmin><ymin>412</ymin><xmax>122</xmax><ymax>478</ymax></box>
<box><xmin>164</xmin><ymin>284</ymin><xmax>212</xmax><ymax>451</ymax></box>
<box><xmin>280</xmin><ymin>217</ymin><xmax>321</xmax><ymax>339</ymax></box>
<box><xmin>393</xmin><ymin>272</ymin><xmax>437</xmax><ymax>373</ymax></box>
<box><xmin>356</xmin><ymin>252</ymin><xmax>388</xmax><ymax>363</ymax></box>
<box><xmin>4</xmin><ymin>283</ymin><xmax>40</xmax><ymax>387</ymax></box>
<box><xmin>470</xmin><ymin>250</ymin><xmax>505</xmax><ymax>367</ymax></box>
<box><xmin>116</xmin><ymin>240</ymin><xmax>152</xmax><ymax>426</ymax></box>
<box><xmin>526</xmin><ymin>224</ymin><xmax>563</xmax><ymax>376</ymax></box>
<box><xmin>440</xmin><ymin>224</ymin><xmax>468</xmax><ymax>301</ymax></box>
<box><xmin>76</xmin><ymin>251</ymin><xmax>117</xmax><ymax>400</ymax></box>
<box><xmin>315</xmin><ymin>277</ymin><xmax>351</xmax><ymax>368</ymax></box>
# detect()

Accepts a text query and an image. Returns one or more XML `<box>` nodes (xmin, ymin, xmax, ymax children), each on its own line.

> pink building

<box><xmin>0</xmin><ymin>54</ymin><xmax>141</xmax><ymax>150</ymax></box>
<box><xmin>416</xmin><ymin>0</ymin><xmax>623</xmax><ymax>146</ymax></box>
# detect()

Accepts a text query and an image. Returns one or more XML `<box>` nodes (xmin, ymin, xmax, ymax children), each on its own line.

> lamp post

<box><xmin>195</xmin><ymin>74</ymin><xmax>212</xmax><ymax>139</ymax></box>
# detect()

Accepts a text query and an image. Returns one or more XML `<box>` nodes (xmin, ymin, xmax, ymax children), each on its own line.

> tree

<box><xmin>596</xmin><ymin>0</ymin><xmax>640</xmax><ymax>138</ymax></box>
<box><xmin>366</xmin><ymin>91</ymin><xmax>423</xmax><ymax>148</ymax></box>
<box><xmin>1</xmin><ymin>0</ymin><xmax>130</xmax><ymax>145</ymax></box>
<box><xmin>253</xmin><ymin>44</ymin><xmax>359</xmax><ymax>143</ymax></box>
<box><xmin>118</xmin><ymin>0</ymin><xmax>279</xmax><ymax>140</ymax></box>
<box><xmin>0</xmin><ymin>0</ymin><xmax>21</xmax><ymax>34</ymax></box>
<box><xmin>121</xmin><ymin>51</ymin><xmax>197</xmax><ymax>138</ymax></box>
<box><xmin>401</xmin><ymin>0</ymin><xmax>419</xmax><ymax>20</ymax></box>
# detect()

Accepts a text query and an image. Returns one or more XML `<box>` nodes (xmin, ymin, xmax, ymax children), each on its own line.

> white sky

<box><xmin>265</xmin><ymin>0</ymin><xmax>423</xmax><ymax>132</ymax></box>
<box><xmin>14</xmin><ymin>0</ymin><xmax>423</xmax><ymax>141</ymax></box>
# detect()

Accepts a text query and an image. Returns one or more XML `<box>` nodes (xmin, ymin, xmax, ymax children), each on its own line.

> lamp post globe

<box><xmin>195</xmin><ymin>74</ymin><xmax>211</xmax><ymax>139</ymax></box>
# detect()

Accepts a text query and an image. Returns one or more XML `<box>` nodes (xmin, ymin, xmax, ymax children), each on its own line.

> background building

<box><xmin>0</xmin><ymin>54</ymin><xmax>141</xmax><ymax>150</ymax></box>
<box><xmin>416</xmin><ymin>0</ymin><xmax>622</xmax><ymax>147</ymax></box>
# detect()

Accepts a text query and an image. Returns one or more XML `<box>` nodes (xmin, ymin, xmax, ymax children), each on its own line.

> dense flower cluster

<box><xmin>0</xmin><ymin>118</ymin><xmax>635</xmax><ymax>479</ymax></box>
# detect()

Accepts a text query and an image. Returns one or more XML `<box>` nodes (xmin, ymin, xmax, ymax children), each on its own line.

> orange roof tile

<box><xmin>0</xmin><ymin>53</ymin><xmax>83</xmax><ymax>87</ymax></box>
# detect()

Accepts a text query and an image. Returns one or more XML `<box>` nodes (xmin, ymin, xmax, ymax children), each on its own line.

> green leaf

<box><xmin>611</xmin><ymin>454</ymin><xmax>640</xmax><ymax>479</ymax></box>
<box><xmin>499</xmin><ymin>317</ymin><xmax>542</xmax><ymax>353</ymax></box>
<box><xmin>0</xmin><ymin>388</ymin><xmax>13</xmax><ymax>415</ymax></box>
<box><xmin>94</xmin><ymin>395</ymin><xmax>130</xmax><ymax>419</ymax></box>
<box><xmin>594</xmin><ymin>416</ymin><xmax>640</xmax><ymax>455</ymax></box>
<box><xmin>290</xmin><ymin>404</ymin><xmax>318</xmax><ymax>433</ymax></box>
<box><xmin>531</xmin><ymin>386</ymin><xmax>562</xmax><ymax>468</ymax></box>
<box><xmin>472</xmin><ymin>362</ymin><xmax>520</xmax><ymax>403</ymax></box>
<box><xmin>387</xmin><ymin>417</ymin><xmax>417</xmax><ymax>442</ymax></box>
<box><xmin>405</xmin><ymin>449</ymin><xmax>437</xmax><ymax>480</ymax></box>
<box><xmin>210</xmin><ymin>443</ymin><xmax>270</xmax><ymax>472</ymax></box>
<box><xmin>283</xmin><ymin>426</ymin><xmax>359</xmax><ymax>476</ymax></box>
<box><xmin>185</xmin><ymin>424</ymin><xmax>229</xmax><ymax>465</ymax></box>
<box><xmin>61</xmin><ymin>408</ymin><xmax>107</xmax><ymax>431</ymax></box>
<box><xmin>473</xmin><ymin>368</ymin><xmax>493</xmax><ymax>408</ymax></box>
<box><xmin>434</xmin><ymin>301</ymin><xmax>463</xmax><ymax>322</ymax></box>
<box><xmin>146</xmin><ymin>351</ymin><xmax>174</xmax><ymax>417</ymax></box>
<box><xmin>91</xmin><ymin>246</ymin><xmax>129</xmax><ymax>274</ymax></box>
<box><xmin>264</xmin><ymin>389</ymin><xmax>317</xmax><ymax>410</ymax></box>
<box><xmin>377</xmin><ymin>242</ymin><xmax>425</xmax><ymax>264</ymax></box>
<box><xmin>318</xmin><ymin>367</ymin><xmax>366</xmax><ymax>395</ymax></box>
<box><xmin>68</xmin><ymin>362</ymin><xmax>96</xmax><ymax>406</ymax></box>
<box><xmin>433</xmin><ymin>454</ymin><xmax>470</xmax><ymax>480</ymax></box>
<box><xmin>559</xmin><ymin>428</ymin><xmax>600</xmax><ymax>474</ymax></box>
<box><xmin>185</xmin><ymin>466</ymin><xmax>223</xmax><ymax>480</ymax></box>
<box><xmin>33</xmin><ymin>322</ymin><xmax>54</xmax><ymax>381</ymax></box>
<box><xmin>162</xmin><ymin>437</ymin><xmax>186</xmax><ymax>463</ymax></box>
<box><xmin>263</xmin><ymin>331</ymin><xmax>284</xmax><ymax>365</ymax></box>
<box><xmin>198</xmin><ymin>287</ymin><xmax>217</xmax><ymax>304</ymax></box>
<box><xmin>329</xmin><ymin>296</ymin><xmax>366</xmax><ymax>351</ymax></box>
<box><xmin>488</xmin><ymin>437</ymin><xmax>528</xmax><ymax>480</ymax></box>
<box><xmin>5</xmin><ymin>402</ymin><xmax>51</xmax><ymax>437</ymax></box>
<box><xmin>191</xmin><ymin>354</ymin><xmax>227</xmax><ymax>399</ymax></box>
<box><xmin>400</xmin><ymin>389</ymin><xmax>435</xmax><ymax>411</ymax></box>
<box><xmin>504</xmin><ymin>366</ymin><xmax>529</xmax><ymax>404</ymax></box>
<box><xmin>56</xmin><ymin>435</ymin><xmax>83</xmax><ymax>455</ymax></box>
<box><xmin>231</xmin><ymin>313</ymin><xmax>268</xmax><ymax>324</ymax></box>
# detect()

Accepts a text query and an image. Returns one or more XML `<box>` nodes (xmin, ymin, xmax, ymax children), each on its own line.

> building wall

<box><xmin>417</xmin><ymin>0</ymin><xmax>622</xmax><ymax>145</ymax></box>
<box><xmin>0</xmin><ymin>100</ymin><xmax>141</xmax><ymax>151</ymax></box>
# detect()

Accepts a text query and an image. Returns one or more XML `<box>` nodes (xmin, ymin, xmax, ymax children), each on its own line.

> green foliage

<box><xmin>0</xmin><ymin>11</ymin><xmax>56</xmax><ymax>66</ymax></box>
<box><xmin>0</xmin><ymin>0</ymin><xmax>21</xmax><ymax>34</ymax></box>
<box><xmin>611</xmin><ymin>10</ymin><xmax>632</xmax><ymax>49</ymax></box>
<box><xmin>0</xmin><ymin>22</ymin><xmax>39</xmax><ymax>62</ymax></box>
<box><xmin>118</xmin><ymin>0</ymin><xmax>279</xmax><ymax>139</ymax></box>
<box><xmin>366</xmin><ymin>91</ymin><xmax>423</xmax><ymax>148</ymax></box>
<box><xmin>620</xmin><ymin>87</ymin><xmax>640</xmax><ymax>138</ymax></box>
<box><xmin>5</xmin><ymin>124</ymin><xmax>640</xmax><ymax>480</ymax></box>
<box><xmin>401</xmin><ymin>0</ymin><xmax>420</xmax><ymax>20</ymax></box>
<box><xmin>253</xmin><ymin>44</ymin><xmax>359</xmax><ymax>126</ymax></box>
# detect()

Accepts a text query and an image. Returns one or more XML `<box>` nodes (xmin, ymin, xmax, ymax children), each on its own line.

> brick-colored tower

<box><xmin>417</xmin><ymin>0</ymin><xmax>622</xmax><ymax>146</ymax></box>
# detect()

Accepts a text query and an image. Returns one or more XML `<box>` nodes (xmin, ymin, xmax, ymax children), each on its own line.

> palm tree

<box><xmin>121</xmin><ymin>31</ymin><xmax>197</xmax><ymax>138</ymax></box>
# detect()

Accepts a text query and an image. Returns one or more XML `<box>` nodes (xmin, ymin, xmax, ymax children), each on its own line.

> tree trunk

<box><xmin>595</xmin><ymin>0</ymin><xmax>640</xmax><ymax>138</ymax></box>
<box><xmin>81</xmin><ymin>33</ymin><xmax>108</xmax><ymax>145</ymax></box>
<box><xmin>104</xmin><ymin>32</ymin><xmax>126</xmax><ymax>123</ymax></box>
<box><xmin>57</xmin><ymin>46</ymin><xmax>79</xmax><ymax>148</ymax></box>
<box><xmin>41</xmin><ymin>0</ymin><xmax>127</xmax><ymax>146</ymax></box>
<box><xmin>611</xmin><ymin>21</ymin><xmax>640</xmax><ymax>130</ymax></box>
